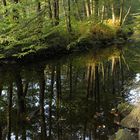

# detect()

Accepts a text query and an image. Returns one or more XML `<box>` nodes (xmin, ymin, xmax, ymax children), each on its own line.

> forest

<box><xmin>0</xmin><ymin>0</ymin><xmax>138</xmax><ymax>60</ymax></box>
<box><xmin>0</xmin><ymin>0</ymin><xmax>140</xmax><ymax>140</ymax></box>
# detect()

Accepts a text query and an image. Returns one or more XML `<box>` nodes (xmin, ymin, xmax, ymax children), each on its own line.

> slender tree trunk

<box><xmin>94</xmin><ymin>0</ymin><xmax>99</xmax><ymax>19</ymax></box>
<box><xmin>7</xmin><ymin>83</ymin><xmax>13</xmax><ymax>140</ymax></box>
<box><xmin>83</xmin><ymin>0</ymin><xmax>87</xmax><ymax>17</ymax></box>
<box><xmin>69</xmin><ymin>63</ymin><xmax>72</xmax><ymax>99</ymax></box>
<box><xmin>87</xmin><ymin>66</ymin><xmax>92</xmax><ymax>98</ymax></box>
<box><xmin>120</xmin><ymin>55</ymin><xmax>124</xmax><ymax>95</ymax></box>
<box><xmin>101</xmin><ymin>4</ymin><xmax>105</xmax><ymax>22</ymax></box>
<box><xmin>95</xmin><ymin>65</ymin><xmax>100</xmax><ymax>111</ymax></box>
<box><xmin>67</xmin><ymin>0</ymin><xmax>72</xmax><ymax>32</ymax></box>
<box><xmin>74</xmin><ymin>0</ymin><xmax>82</xmax><ymax>20</ymax></box>
<box><xmin>48</xmin><ymin>0</ymin><xmax>53</xmax><ymax>25</ymax></box>
<box><xmin>111</xmin><ymin>3</ymin><xmax>115</xmax><ymax>24</ymax></box>
<box><xmin>53</xmin><ymin>0</ymin><xmax>59</xmax><ymax>26</ymax></box>
<box><xmin>56</xmin><ymin>64</ymin><xmax>61</xmax><ymax>140</ymax></box>
<box><xmin>37</xmin><ymin>1</ymin><xmax>41</xmax><ymax>12</ymax></box>
<box><xmin>0</xmin><ymin>84</ymin><xmax>3</xmax><ymax>140</ymax></box>
<box><xmin>86</xmin><ymin>0</ymin><xmax>91</xmax><ymax>17</ymax></box>
<box><xmin>49</xmin><ymin>66</ymin><xmax>55</xmax><ymax>140</ymax></box>
<box><xmin>69</xmin><ymin>63</ymin><xmax>73</xmax><ymax>139</ymax></box>
<box><xmin>83</xmin><ymin>122</ymin><xmax>87</xmax><ymax>140</ymax></box>
<box><xmin>119</xmin><ymin>0</ymin><xmax>124</xmax><ymax>25</ymax></box>
<box><xmin>122</xmin><ymin>5</ymin><xmax>132</xmax><ymax>25</ymax></box>
<box><xmin>2</xmin><ymin>0</ymin><xmax>6</xmax><ymax>6</ymax></box>
<box><xmin>39</xmin><ymin>69</ymin><xmax>47</xmax><ymax>140</ymax></box>
<box><xmin>15</xmin><ymin>72</ymin><xmax>26</xmax><ymax>140</ymax></box>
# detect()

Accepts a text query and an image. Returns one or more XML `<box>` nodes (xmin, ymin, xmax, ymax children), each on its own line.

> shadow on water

<box><xmin>0</xmin><ymin>44</ymin><xmax>138</xmax><ymax>140</ymax></box>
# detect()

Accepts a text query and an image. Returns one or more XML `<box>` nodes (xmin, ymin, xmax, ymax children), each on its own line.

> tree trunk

<box><xmin>95</xmin><ymin>65</ymin><xmax>100</xmax><ymax>111</ymax></box>
<box><xmin>86</xmin><ymin>0</ymin><xmax>91</xmax><ymax>17</ymax></box>
<box><xmin>37</xmin><ymin>1</ymin><xmax>41</xmax><ymax>12</ymax></box>
<box><xmin>56</xmin><ymin>64</ymin><xmax>61</xmax><ymax>140</ymax></box>
<box><xmin>101</xmin><ymin>4</ymin><xmax>105</xmax><ymax>22</ymax></box>
<box><xmin>15</xmin><ymin>72</ymin><xmax>26</xmax><ymax>140</ymax></box>
<box><xmin>119</xmin><ymin>0</ymin><xmax>124</xmax><ymax>25</ymax></box>
<box><xmin>48</xmin><ymin>0</ymin><xmax>53</xmax><ymax>25</ymax></box>
<box><xmin>53</xmin><ymin>0</ymin><xmax>59</xmax><ymax>26</ymax></box>
<box><xmin>111</xmin><ymin>3</ymin><xmax>115</xmax><ymax>24</ymax></box>
<box><xmin>67</xmin><ymin>0</ymin><xmax>72</xmax><ymax>32</ymax></box>
<box><xmin>49</xmin><ymin>66</ymin><xmax>55</xmax><ymax>140</ymax></box>
<box><xmin>39</xmin><ymin>69</ymin><xmax>47</xmax><ymax>140</ymax></box>
<box><xmin>0</xmin><ymin>84</ymin><xmax>3</xmax><ymax>140</ymax></box>
<box><xmin>2</xmin><ymin>0</ymin><xmax>6</xmax><ymax>6</ymax></box>
<box><xmin>87</xmin><ymin>66</ymin><xmax>92</xmax><ymax>98</ymax></box>
<box><xmin>94</xmin><ymin>0</ymin><xmax>99</xmax><ymax>19</ymax></box>
<box><xmin>7</xmin><ymin>83</ymin><xmax>13</xmax><ymax>140</ymax></box>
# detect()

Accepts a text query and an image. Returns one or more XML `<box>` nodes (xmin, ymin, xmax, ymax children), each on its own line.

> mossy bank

<box><xmin>0</xmin><ymin>21</ymin><xmax>133</xmax><ymax>63</ymax></box>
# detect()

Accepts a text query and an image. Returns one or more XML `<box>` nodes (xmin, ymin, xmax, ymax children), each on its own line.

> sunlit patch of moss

<box><xmin>117</xmin><ymin>102</ymin><xmax>133</xmax><ymax>117</ymax></box>
<box><xmin>89</xmin><ymin>23</ymin><xmax>116</xmax><ymax>40</ymax></box>
<box><xmin>105</xmin><ymin>18</ymin><xmax>120</xmax><ymax>28</ymax></box>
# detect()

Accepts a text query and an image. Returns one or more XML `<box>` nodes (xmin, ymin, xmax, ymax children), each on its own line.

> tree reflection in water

<box><xmin>0</xmin><ymin>46</ymin><xmax>134</xmax><ymax>140</ymax></box>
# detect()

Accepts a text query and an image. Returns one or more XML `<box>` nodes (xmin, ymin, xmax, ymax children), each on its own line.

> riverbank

<box><xmin>0</xmin><ymin>21</ymin><xmax>133</xmax><ymax>62</ymax></box>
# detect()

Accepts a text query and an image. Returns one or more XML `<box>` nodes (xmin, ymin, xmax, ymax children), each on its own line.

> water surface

<box><xmin>0</xmin><ymin>43</ymin><xmax>139</xmax><ymax>140</ymax></box>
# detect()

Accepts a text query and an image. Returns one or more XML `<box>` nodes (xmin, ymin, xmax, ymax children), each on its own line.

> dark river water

<box><xmin>0</xmin><ymin>42</ymin><xmax>140</xmax><ymax>140</ymax></box>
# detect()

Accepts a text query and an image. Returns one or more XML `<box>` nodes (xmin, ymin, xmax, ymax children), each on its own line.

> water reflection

<box><xmin>0</xmin><ymin>45</ymin><xmax>134</xmax><ymax>140</ymax></box>
<box><xmin>125</xmin><ymin>73</ymin><xmax>140</xmax><ymax>105</ymax></box>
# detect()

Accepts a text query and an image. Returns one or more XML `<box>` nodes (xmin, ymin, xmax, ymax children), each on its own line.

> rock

<box><xmin>114</xmin><ymin>129</ymin><xmax>137</xmax><ymax>140</ymax></box>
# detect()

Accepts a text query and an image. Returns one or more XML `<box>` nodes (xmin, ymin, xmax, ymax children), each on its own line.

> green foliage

<box><xmin>0</xmin><ymin>0</ymin><xmax>136</xmax><ymax>60</ymax></box>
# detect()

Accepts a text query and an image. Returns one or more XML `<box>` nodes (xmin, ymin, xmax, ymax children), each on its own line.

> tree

<box><xmin>53</xmin><ymin>0</ymin><xmax>59</xmax><ymax>26</ymax></box>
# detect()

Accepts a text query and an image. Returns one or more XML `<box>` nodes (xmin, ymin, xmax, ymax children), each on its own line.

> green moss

<box><xmin>117</xmin><ymin>102</ymin><xmax>133</xmax><ymax>117</ymax></box>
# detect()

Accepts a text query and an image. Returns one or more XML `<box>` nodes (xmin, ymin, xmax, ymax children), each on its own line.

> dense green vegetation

<box><xmin>0</xmin><ymin>0</ymin><xmax>138</xmax><ymax>60</ymax></box>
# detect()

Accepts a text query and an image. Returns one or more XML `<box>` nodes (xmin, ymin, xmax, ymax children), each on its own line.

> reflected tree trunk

<box><xmin>95</xmin><ymin>65</ymin><xmax>100</xmax><ymax>111</ymax></box>
<box><xmin>15</xmin><ymin>72</ymin><xmax>26</xmax><ymax>140</ymax></box>
<box><xmin>0</xmin><ymin>84</ymin><xmax>3</xmax><ymax>140</ymax></box>
<box><xmin>83</xmin><ymin>122</ymin><xmax>87</xmax><ymax>140</ymax></box>
<box><xmin>38</xmin><ymin>68</ymin><xmax>47</xmax><ymax>140</ymax></box>
<box><xmin>69</xmin><ymin>63</ymin><xmax>73</xmax><ymax>138</ymax></box>
<box><xmin>74</xmin><ymin>70</ymin><xmax>78</xmax><ymax>92</ymax></box>
<box><xmin>120</xmin><ymin>55</ymin><xmax>124</xmax><ymax>97</ymax></box>
<box><xmin>112</xmin><ymin>65</ymin><xmax>115</xmax><ymax>94</ymax></box>
<box><xmin>7</xmin><ymin>83</ymin><xmax>13</xmax><ymax>140</ymax></box>
<box><xmin>49</xmin><ymin>66</ymin><xmax>55</xmax><ymax>140</ymax></box>
<box><xmin>56</xmin><ymin>64</ymin><xmax>61</xmax><ymax>140</ymax></box>
<box><xmin>69</xmin><ymin>63</ymin><xmax>72</xmax><ymax>99</ymax></box>
<box><xmin>87</xmin><ymin>66</ymin><xmax>92</xmax><ymax>98</ymax></box>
